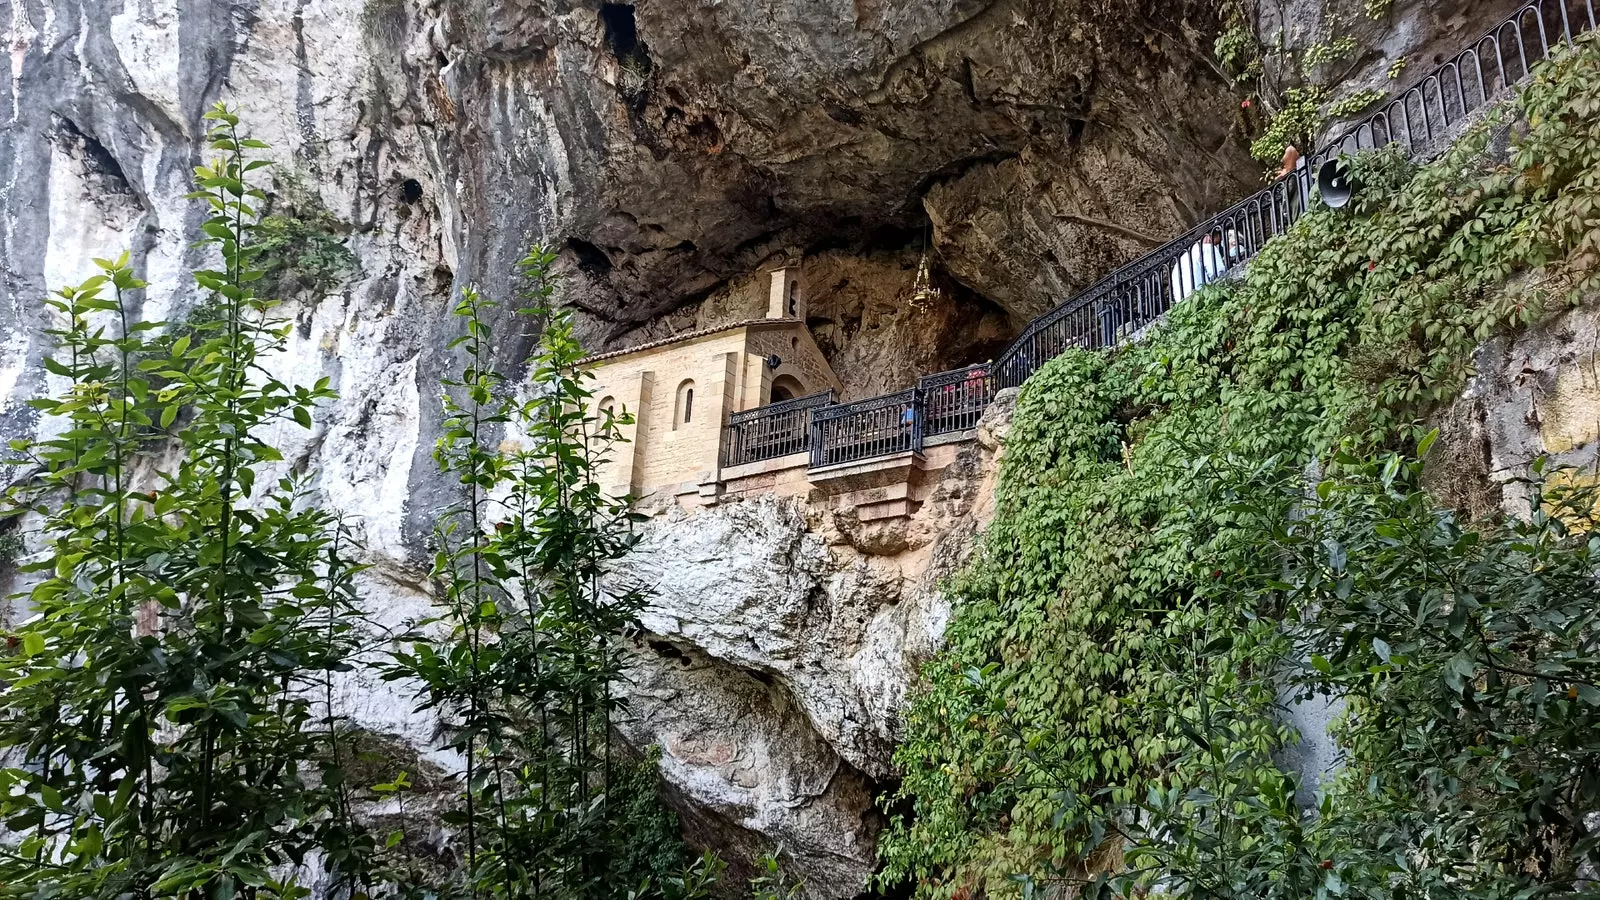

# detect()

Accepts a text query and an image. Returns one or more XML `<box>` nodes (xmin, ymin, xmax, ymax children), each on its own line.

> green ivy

<box><xmin>1125</xmin><ymin>451</ymin><xmax>1600</xmax><ymax>898</ymax></box>
<box><xmin>254</xmin><ymin>195</ymin><xmax>356</xmax><ymax>297</ymax></box>
<box><xmin>1327</xmin><ymin>87</ymin><xmax>1385</xmax><ymax>120</ymax></box>
<box><xmin>878</xmin><ymin>36</ymin><xmax>1600</xmax><ymax>899</ymax></box>
<box><xmin>1249</xmin><ymin>85</ymin><xmax>1329</xmax><ymax>164</ymax></box>
<box><xmin>1214</xmin><ymin>0</ymin><xmax>1261</xmax><ymax>80</ymax></box>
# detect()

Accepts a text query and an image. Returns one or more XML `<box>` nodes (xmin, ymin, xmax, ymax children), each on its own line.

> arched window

<box><xmin>787</xmin><ymin>281</ymin><xmax>798</xmax><ymax>317</ymax></box>
<box><xmin>675</xmin><ymin>380</ymin><xmax>695</xmax><ymax>428</ymax></box>
<box><xmin>770</xmin><ymin>374</ymin><xmax>804</xmax><ymax>404</ymax></box>
<box><xmin>597</xmin><ymin>395</ymin><xmax>616</xmax><ymax>418</ymax></box>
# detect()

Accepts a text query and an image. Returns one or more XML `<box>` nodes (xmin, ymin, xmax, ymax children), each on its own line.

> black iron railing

<box><xmin>810</xmin><ymin>390</ymin><xmax>921</xmax><ymax>469</ymax></box>
<box><xmin>724</xmin><ymin>0</ymin><xmax>1596</xmax><ymax>473</ymax></box>
<box><xmin>920</xmin><ymin>364</ymin><xmax>995</xmax><ymax>438</ymax></box>
<box><xmin>721</xmin><ymin>390</ymin><xmax>834</xmax><ymax>467</ymax></box>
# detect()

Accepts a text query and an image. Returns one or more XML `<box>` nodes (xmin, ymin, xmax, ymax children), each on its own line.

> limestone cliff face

<box><xmin>0</xmin><ymin>2</ymin><xmax>1241</xmax><ymax>888</ymax></box>
<box><xmin>1428</xmin><ymin>296</ymin><xmax>1600</xmax><ymax>522</ymax></box>
<box><xmin>0</xmin><ymin>0</ymin><xmax>1533</xmax><ymax>893</ymax></box>
<box><xmin>608</xmin><ymin>395</ymin><xmax>1014</xmax><ymax>894</ymax></box>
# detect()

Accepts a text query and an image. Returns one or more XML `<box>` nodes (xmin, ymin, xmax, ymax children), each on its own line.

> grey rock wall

<box><xmin>0</xmin><ymin>0</ymin><xmax>1522</xmax><ymax>892</ymax></box>
<box><xmin>1258</xmin><ymin>0</ymin><xmax>1531</xmax><ymax>142</ymax></box>
<box><xmin>0</xmin><ymin>3</ymin><xmax>1249</xmax><ymax>885</ymax></box>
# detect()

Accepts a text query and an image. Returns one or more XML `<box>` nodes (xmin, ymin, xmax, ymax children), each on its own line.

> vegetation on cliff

<box><xmin>1221</xmin><ymin>0</ymin><xmax>1398</xmax><ymax>167</ymax></box>
<box><xmin>880</xmin><ymin>36</ymin><xmax>1600</xmax><ymax>899</ymax></box>
<box><xmin>0</xmin><ymin>108</ymin><xmax>716</xmax><ymax>900</ymax></box>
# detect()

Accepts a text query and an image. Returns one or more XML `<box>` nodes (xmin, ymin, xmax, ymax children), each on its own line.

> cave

<box><xmin>599</xmin><ymin>3</ymin><xmax>642</xmax><ymax>61</ymax></box>
<box><xmin>565</xmin><ymin>237</ymin><xmax>615</xmax><ymax>276</ymax></box>
<box><xmin>49</xmin><ymin>115</ymin><xmax>131</xmax><ymax>195</ymax></box>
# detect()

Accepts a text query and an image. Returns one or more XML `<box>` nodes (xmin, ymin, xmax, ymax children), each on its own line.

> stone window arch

<box><xmin>675</xmin><ymin>380</ymin><xmax>695</xmax><ymax>429</ymax></box>
<box><xmin>597</xmin><ymin>395</ymin><xmax>616</xmax><ymax>418</ymax></box>
<box><xmin>770</xmin><ymin>374</ymin><xmax>804</xmax><ymax>404</ymax></box>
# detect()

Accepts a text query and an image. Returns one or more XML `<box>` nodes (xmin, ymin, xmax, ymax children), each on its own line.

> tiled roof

<box><xmin>578</xmin><ymin>317</ymin><xmax>801</xmax><ymax>365</ymax></box>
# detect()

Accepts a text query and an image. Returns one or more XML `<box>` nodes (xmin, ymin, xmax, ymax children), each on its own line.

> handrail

<box><xmin>721</xmin><ymin>0</ymin><xmax>1596</xmax><ymax>474</ymax></box>
<box><xmin>810</xmin><ymin>390</ymin><xmax>920</xmax><ymax>469</ymax></box>
<box><xmin>919</xmin><ymin>364</ymin><xmax>996</xmax><ymax>438</ymax></box>
<box><xmin>721</xmin><ymin>389</ymin><xmax>834</xmax><ymax>468</ymax></box>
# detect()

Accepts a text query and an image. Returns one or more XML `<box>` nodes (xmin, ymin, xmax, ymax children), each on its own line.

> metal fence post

<box><xmin>912</xmin><ymin>390</ymin><xmax>925</xmax><ymax>454</ymax></box>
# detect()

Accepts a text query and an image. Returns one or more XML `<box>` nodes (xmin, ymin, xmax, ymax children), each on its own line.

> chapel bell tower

<box><xmin>768</xmin><ymin>265</ymin><xmax>805</xmax><ymax>321</ymax></box>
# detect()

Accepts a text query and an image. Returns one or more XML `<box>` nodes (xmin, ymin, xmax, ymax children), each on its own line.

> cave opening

<box><xmin>599</xmin><ymin>3</ymin><xmax>640</xmax><ymax>60</ymax></box>
<box><xmin>50</xmin><ymin>115</ymin><xmax>131</xmax><ymax>193</ymax></box>
<box><xmin>565</xmin><ymin>237</ymin><xmax>615</xmax><ymax>276</ymax></box>
<box><xmin>400</xmin><ymin>178</ymin><xmax>423</xmax><ymax>204</ymax></box>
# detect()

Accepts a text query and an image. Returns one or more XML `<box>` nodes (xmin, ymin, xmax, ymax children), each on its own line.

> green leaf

<box><xmin>1372</xmin><ymin>637</ymin><xmax>1391</xmax><ymax>663</ymax></box>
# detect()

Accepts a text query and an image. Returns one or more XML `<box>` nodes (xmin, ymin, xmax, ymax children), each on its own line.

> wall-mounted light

<box><xmin>766</xmin><ymin>354</ymin><xmax>782</xmax><ymax>370</ymax></box>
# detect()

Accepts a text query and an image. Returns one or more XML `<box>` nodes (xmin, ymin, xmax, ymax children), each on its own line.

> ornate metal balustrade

<box><xmin>721</xmin><ymin>390</ymin><xmax>834</xmax><ymax>467</ymax></box>
<box><xmin>723</xmin><ymin>0</ymin><xmax>1596</xmax><ymax>473</ymax></box>
<box><xmin>920</xmin><ymin>364</ymin><xmax>995</xmax><ymax>438</ymax></box>
<box><xmin>810</xmin><ymin>390</ymin><xmax>920</xmax><ymax>469</ymax></box>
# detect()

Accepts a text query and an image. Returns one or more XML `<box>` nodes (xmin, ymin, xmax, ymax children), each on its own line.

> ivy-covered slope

<box><xmin>879</xmin><ymin>36</ymin><xmax>1600</xmax><ymax>899</ymax></box>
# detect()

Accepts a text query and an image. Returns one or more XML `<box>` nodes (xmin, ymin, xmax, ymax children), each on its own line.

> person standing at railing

<box><xmin>1279</xmin><ymin>144</ymin><xmax>1302</xmax><ymax>179</ymax></box>
<box><xmin>949</xmin><ymin>364</ymin><xmax>988</xmax><ymax>427</ymax></box>
<box><xmin>964</xmin><ymin>364</ymin><xmax>988</xmax><ymax>399</ymax></box>
<box><xmin>1278</xmin><ymin>143</ymin><xmax>1311</xmax><ymax>222</ymax></box>
<box><xmin>1168</xmin><ymin>232</ymin><xmax>1227</xmax><ymax>303</ymax></box>
<box><xmin>1224</xmin><ymin>227</ymin><xmax>1244</xmax><ymax>265</ymax></box>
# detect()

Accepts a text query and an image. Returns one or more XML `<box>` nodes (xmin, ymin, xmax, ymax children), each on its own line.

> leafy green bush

<box><xmin>0</xmin><ymin>105</ymin><xmax>362</xmax><ymax>900</ymax></box>
<box><xmin>1213</xmin><ymin>0</ymin><xmax>1261</xmax><ymax>80</ymax></box>
<box><xmin>1249</xmin><ymin>86</ymin><xmax>1328</xmax><ymax>164</ymax></box>
<box><xmin>0</xmin><ymin>111</ymin><xmax>709</xmax><ymax>900</ymax></box>
<box><xmin>254</xmin><ymin>197</ymin><xmax>356</xmax><ymax>297</ymax></box>
<box><xmin>749</xmin><ymin>851</ymin><xmax>805</xmax><ymax>900</ymax></box>
<box><xmin>1094</xmin><ymin>447</ymin><xmax>1600</xmax><ymax>899</ymax></box>
<box><xmin>879</xmin><ymin>36</ymin><xmax>1600</xmax><ymax>900</ymax></box>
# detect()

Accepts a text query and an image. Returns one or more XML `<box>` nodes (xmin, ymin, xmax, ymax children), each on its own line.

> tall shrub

<box><xmin>0</xmin><ymin>106</ymin><xmax>369</xmax><ymax>899</ymax></box>
<box><xmin>385</xmin><ymin>248</ymin><xmax>709</xmax><ymax>899</ymax></box>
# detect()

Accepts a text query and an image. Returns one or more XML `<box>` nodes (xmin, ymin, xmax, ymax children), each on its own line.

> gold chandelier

<box><xmin>911</xmin><ymin>242</ymin><xmax>942</xmax><ymax>311</ymax></box>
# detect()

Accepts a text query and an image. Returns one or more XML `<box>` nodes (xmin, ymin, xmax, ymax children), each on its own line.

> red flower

<box><xmin>1368</xmin><ymin>261</ymin><xmax>1378</xmax><ymax>271</ymax></box>
<box><xmin>1321</xmin><ymin>860</ymin><xmax>1334</xmax><ymax>870</ymax></box>
<box><xmin>1242</xmin><ymin>98</ymin><xmax>1252</xmax><ymax>109</ymax></box>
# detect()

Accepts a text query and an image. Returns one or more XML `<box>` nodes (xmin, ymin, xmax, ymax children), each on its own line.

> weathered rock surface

<box><xmin>0</xmin><ymin>0</ymin><xmax>1527</xmax><ymax>892</ymax></box>
<box><xmin>614</xmin><ymin>394</ymin><xmax>1014</xmax><ymax>894</ymax></box>
<box><xmin>493</xmin><ymin>0</ymin><xmax>1261</xmax><ymax>331</ymax></box>
<box><xmin>1260</xmin><ymin>0</ymin><xmax>1532</xmax><ymax>143</ymax></box>
<box><xmin>1428</xmin><ymin>293</ymin><xmax>1600</xmax><ymax>521</ymax></box>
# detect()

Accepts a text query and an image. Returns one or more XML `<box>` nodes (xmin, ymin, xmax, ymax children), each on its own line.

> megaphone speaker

<box><xmin>1318</xmin><ymin>158</ymin><xmax>1358</xmax><ymax>209</ymax></box>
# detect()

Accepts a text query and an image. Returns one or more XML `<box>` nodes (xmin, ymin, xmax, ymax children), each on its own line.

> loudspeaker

<box><xmin>1318</xmin><ymin>158</ymin><xmax>1358</xmax><ymax>209</ymax></box>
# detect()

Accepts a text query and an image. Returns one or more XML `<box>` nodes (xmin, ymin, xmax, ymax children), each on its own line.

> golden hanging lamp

<box><xmin>911</xmin><ymin>237</ymin><xmax>942</xmax><ymax>311</ymax></box>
